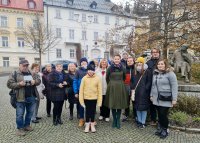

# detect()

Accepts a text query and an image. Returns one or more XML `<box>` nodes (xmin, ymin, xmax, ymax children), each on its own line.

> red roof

<box><xmin>0</xmin><ymin>0</ymin><xmax>43</xmax><ymax>12</ymax></box>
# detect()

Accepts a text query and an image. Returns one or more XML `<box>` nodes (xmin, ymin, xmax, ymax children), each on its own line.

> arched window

<box><xmin>28</xmin><ymin>0</ymin><xmax>36</xmax><ymax>9</ymax></box>
<box><xmin>1</xmin><ymin>0</ymin><xmax>10</xmax><ymax>5</ymax></box>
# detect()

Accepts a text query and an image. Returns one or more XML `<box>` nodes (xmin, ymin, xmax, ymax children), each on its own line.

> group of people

<box><xmin>7</xmin><ymin>47</ymin><xmax>178</xmax><ymax>139</ymax></box>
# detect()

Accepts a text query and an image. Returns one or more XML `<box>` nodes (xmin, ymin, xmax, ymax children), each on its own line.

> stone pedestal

<box><xmin>178</xmin><ymin>82</ymin><xmax>200</xmax><ymax>96</ymax></box>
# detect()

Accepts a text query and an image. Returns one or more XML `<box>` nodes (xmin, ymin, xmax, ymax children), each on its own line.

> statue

<box><xmin>171</xmin><ymin>44</ymin><xmax>192</xmax><ymax>83</ymax></box>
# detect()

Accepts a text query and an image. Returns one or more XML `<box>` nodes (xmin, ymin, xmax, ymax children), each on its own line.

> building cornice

<box><xmin>0</xmin><ymin>7</ymin><xmax>44</xmax><ymax>16</ymax></box>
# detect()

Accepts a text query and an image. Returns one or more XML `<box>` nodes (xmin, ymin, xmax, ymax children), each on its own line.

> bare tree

<box><xmin>22</xmin><ymin>13</ymin><xmax>60</xmax><ymax>65</ymax></box>
<box><xmin>127</xmin><ymin>0</ymin><xmax>200</xmax><ymax>58</ymax></box>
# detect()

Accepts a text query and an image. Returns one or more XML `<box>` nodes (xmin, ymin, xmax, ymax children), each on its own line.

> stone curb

<box><xmin>169</xmin><ymin>125</ymin><xmax>200</xmax><ymax>133</ymax></box>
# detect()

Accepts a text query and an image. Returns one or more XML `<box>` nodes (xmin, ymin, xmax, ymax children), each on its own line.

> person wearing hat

<box><xmin>79</xmin><ymin>61</ymin><xmax>102</xmax><ymax>133</ymax></box>
<box><xmin>7</xmin><ymin>59</ymin><xmax>41</xmax><ymax>136</ymax></box>
<box><xmin>73</xmin><ymin>57</ymin><xmax>88</xmax><ymax>127</ymax></box>
<box><xmin>131</xmin><ymin>57</ymin><xmax>152</xmax><ymax>129</ymax></box>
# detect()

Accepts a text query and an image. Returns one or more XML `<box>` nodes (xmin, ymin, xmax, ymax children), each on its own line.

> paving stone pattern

<box><xmin>0</xmin><ymin>76</ymin><xmax>200</xmax><ymax>143</ymax></box>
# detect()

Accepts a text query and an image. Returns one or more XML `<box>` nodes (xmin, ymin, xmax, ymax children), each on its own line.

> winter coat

<box><xmin>48</xmin><ymin>70</ymin><xmax>67</xmax><ymax>101</ymax></box>
<box><xmin>7</xmin><ymin>69</ymin><xmax>41</xmax><ymax>102</ymax></box>
<box><xmin>79</xmin><ymin>74</ymin><xmax>102</xmax><ymax>107</ymax></box>
<box><xmin>65</xmin><ymin>72</ymin><xmax>77</xmax><ymax>104</ymax></box>
<box><xmin>42</xmin><ymin>70</ymin><xmax>51</xmax><ymax>99</ymax></box>
<box><xmin>104</xmin><ymin>64</ymin><xmax>128</xmax><ymax>109</ymax></box>
<box><xmin>73</xmin><ymin>67</ymin><xmax>87</xmax><ymax>94</ymax></box>
<box><xmin>132</xmin><ymin>67</ymin><xmax>152</xmax><ymax>111</ymax></box>
<box><xmin>96</xmin><ymin>68</ymin><xmax>107</xmax><ymax>95</ymax></box>
<box><xmin>146</xmin><ymin>58</ymin><xmax>159</xmax><ymax>77</ymax></box>
<box><xmin>150</xmin><ymin>69</ymin><xmax>178</xmax><ymax>107</ymax></box>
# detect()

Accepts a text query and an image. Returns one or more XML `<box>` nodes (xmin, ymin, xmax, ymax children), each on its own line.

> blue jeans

<box><xmin>16</xmin><ymin>96</ymin><xmax>36</xmax><ymax>129</ymax></box>
<box><xmin>136</xmin><ymin>110</ymin><xmax>147</xmax><ymax>124</ymax></box>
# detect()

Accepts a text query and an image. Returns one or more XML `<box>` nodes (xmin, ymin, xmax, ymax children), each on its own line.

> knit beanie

<box><xmin>87</xmin><ymin>61</ymin><xmax>95</xmax><ymax>71</ymax></box>
<box><xmin>80</xmin><ymin>57</ymin><xmax>88</xmax><ymax>65</ymax></box>
<box><xmin>136</xmin><ymin>57</ymin><xmax>145</xmax><ymax>64</ymax></box>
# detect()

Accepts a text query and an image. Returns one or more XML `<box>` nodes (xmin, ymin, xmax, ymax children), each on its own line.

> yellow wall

<box><xmin>0</xmin><ymin>8</ymin><xmax>45</xmax><ymax>68</ymax></box>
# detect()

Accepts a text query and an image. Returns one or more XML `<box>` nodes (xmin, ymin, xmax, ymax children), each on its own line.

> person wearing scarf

<box><xmin>48</xmin><ymin>63</ymin><xmax>68</xmax><ymax>126</ymax></box>
<box><xmin>104</xmin><ymin>54</ymin><xmax>128</xmax><ymax>129</ymax></box>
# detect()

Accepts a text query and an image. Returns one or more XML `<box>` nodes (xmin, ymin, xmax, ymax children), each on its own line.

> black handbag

<box><xmin>158</xmin><ymin>91</ymin><xmax>172</xmax><ymax>101</ymax></box>
<box><xmin>9</xmin><ymin>71</ymin><xmax>17</xmax><ymax>108</ymax></box>
<box><xmin>156</xmin><ymin>76</ymin><xmax>172</xmax><ymax>102</ymax></box>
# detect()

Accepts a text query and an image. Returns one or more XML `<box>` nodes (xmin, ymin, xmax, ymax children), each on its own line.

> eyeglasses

<box><xmin>23</xmin><ymin>65</ymin><xmax>29</xmax><ymax>67</ymax></box>
<box><xmin>152</xmin><ymin>52</ymin><xmax>159</xmax><ymax>53</ymax></box>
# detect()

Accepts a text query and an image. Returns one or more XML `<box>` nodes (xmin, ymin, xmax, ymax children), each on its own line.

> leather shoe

<box><xmin>36</xmin><ymin>117</ymin><xmax>42</xmax><ymax>120</ymax></box>
<box><xmin>32</xmin><ymin>120</ymin><xmax>39</xmax><ymax>123</ymax></box>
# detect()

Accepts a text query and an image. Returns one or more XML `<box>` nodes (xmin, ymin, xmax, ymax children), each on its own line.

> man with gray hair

<box><xmin>7</xmin><ymin>59</ymin><xmax>41</xmax><ymax>136</ymax></box>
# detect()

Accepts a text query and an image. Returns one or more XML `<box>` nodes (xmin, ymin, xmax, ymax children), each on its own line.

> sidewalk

<box><xmin>0</xmin><ymin>76</ymin><xmax>200</xmax><ymax>143</ymax></box>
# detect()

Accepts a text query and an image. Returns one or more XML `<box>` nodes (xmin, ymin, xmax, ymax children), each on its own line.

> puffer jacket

<box><xmin>73</xmin><ymin>67</ymin><xmax>87</xmax><ymax>94</ymax></box>
<box><xmin>7</xmin><ymin>69</ymin><xmax>41</xmax><ymax>102</ymax></box>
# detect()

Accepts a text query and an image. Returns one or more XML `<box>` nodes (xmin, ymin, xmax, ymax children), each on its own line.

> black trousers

<box><xmin>100</xmin><ymin>95</ymin><xmax>110</xmax><ymax>118</ymax></box>
<box><xmin>46</xmin><ymin>97</ymin><xmax>52</xmax><ymax>115</ymax></box>
<box><xmin>157</xmin><ymin>106</ymin><xmax>170</xmax><ymax>129</ymax></box>
<box><xmin>84</xmin><ymin>99</ymin><xmax>97</xmax><ymax>122</ymax></box>
<box><xmin>53</xmin><ymin>101</ymin><xmax>64</xmax><ymax>119</ymax></box>
<box><xmin>150</xmin><ymin>103</ymin><xmax>157</xmax><ymax>122</ymax></box>
<box><xmin>69</xmin><ymin>103</ymin><xmax>79</xmax><ymax>115</ymax></box>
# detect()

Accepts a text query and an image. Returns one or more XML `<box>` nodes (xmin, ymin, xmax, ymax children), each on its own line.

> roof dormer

<box><xmin>66</xmin><ymin>0</ymin><xmax>74</xmax><ymax>5</ymax></box>
<box><xmin>90</xmin><ymin>1</ymin><xmax>97</xmax><ymax>9</ymax></box>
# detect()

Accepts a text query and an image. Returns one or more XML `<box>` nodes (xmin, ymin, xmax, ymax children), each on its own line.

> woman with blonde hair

<box><xmin>31</xmin><ymin>63</ymin><xmax>45</xmax><ymax>123</ymax></box>
<box><xmin>66</xmin><ymin>63</ymin><xmax>78</xmax><ymax>120</ymax></box>
<box><xmin>96</xmin><ymin>59</ymin><xmax>110</xmax><ymax>122</ymax></box>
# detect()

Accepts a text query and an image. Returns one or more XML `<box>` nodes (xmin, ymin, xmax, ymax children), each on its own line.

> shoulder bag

<box><xmin>155</xmin><ymin>75</ymin><xmax>172</xmax><ymax>101</ymax></box>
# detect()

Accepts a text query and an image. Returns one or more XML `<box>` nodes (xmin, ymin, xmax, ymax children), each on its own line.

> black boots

<box><xmin>159</xmin><ymin>128</ymin><xmax>168</xmax><ymax>139</ymax></box>
<box><xmin>112</xmin><ymin>109</ymin><xmax>121</xmax><ymax>129</ymax></box>
<box><xmin>57</xmin><ymin>117</ymin><xmax>63</xmax><ymax>124</ymax></box>
<box><xmin>53</xmin><ymin>116</ymin><xmax>63</xmax><ymax>125</ymax></box>
<box><xmin>53</xmin><ymin>116</ymin><xmax>58</xmax><ymax>126</ymax></box>
<box><xmin>155</xmin><ymin>123</ymin><xmax>162</xmax><ymax>136</ymax></box>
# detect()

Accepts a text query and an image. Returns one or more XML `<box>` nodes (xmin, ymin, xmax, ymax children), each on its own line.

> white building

<box><xmin>44</xmin><ymin>0</ymin><xmax>135</xmax><ymax>63</ymax></box>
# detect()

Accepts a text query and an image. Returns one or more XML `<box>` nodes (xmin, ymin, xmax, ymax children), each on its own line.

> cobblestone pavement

<box><xmin>0</xmin><ymin>76</ymin><xmax>200</xmax><ymax>143</ymax></box>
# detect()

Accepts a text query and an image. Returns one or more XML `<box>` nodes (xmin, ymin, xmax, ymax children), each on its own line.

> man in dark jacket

<box><xmin>146</xmin><ymin>47</ymin><xmax>160</xmax><ymax>125</ymax></box>
<box><xmin>122</xmin><ymin>57</ymin><xmax>135</xmax><ymax>122</ymax></box>
<box><xmin>121</xmin><ymin>52</ymin><xmax>128</xmax><ymax>69</ymax></box>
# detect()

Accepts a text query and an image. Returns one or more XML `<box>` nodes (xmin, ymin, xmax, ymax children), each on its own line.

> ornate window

<box><xmin>28</xmin><ymin>0</ymin><xmax>36</xmax><ymax>9</ymax></box>
<box><xmin>1</xmin><ymin>0</ymin><xmax>10</xmax><ymax>6</ymax></box>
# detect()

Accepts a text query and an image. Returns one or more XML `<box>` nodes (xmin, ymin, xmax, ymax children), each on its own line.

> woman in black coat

<box><xmin>42</xmin><ymin>63</ymin><xmax>52</xmax><ymax>117</ymax></box>
<box><xmin>48</xmin><ymin>63</ymin><xmax>68</xmax><ymax>126</ymax></box>
<box><xmin>132</xmin><ymin>57</ymin><xmax>152</xmax><ymax>128</ymax></box>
